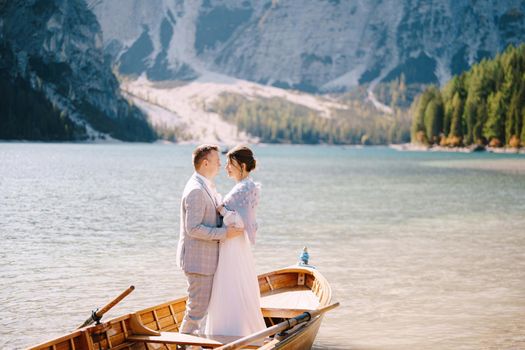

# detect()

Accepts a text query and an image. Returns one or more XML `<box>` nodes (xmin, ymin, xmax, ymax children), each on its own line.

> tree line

<box><xmin>209</xmin><ymin>92</ymin><xmax>411</xmax><ymax>145</ymax></box>
<box><xmin>0</xmin><ymin>74</ymin><xmax>87</xmax><ymax>141</ymax></box>
<box><xmin>0</xmin><ymin>40</ymin><xmax>156</xmax><ymax>142</ymax></box>
<box><xmin>411</xmin><ymin>44</ymin><xmax>525</xmax><ymax>147</ymax></box>
<box><xmin>0</xmin><ymin>41</ymin><xmax>85</xmax><ymax>140</ymax></box>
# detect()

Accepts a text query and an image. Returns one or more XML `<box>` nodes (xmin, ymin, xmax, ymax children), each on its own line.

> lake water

<box><xmin>1</xmin><ymin>143</ymin><xmax>524</xmax><ymax>349</ymax></box>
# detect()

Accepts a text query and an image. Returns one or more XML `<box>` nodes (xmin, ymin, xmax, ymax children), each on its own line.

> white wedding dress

<box><xmin>205</xmin><ymin>178</ymin><xmax>266</xmax><ymax>336</ymax></box>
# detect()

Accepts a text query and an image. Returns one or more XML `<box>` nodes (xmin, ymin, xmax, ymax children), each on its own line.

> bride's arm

<box><xmin>220</xmin><ymin>186</ymin><xmax>246</xmax><ymax>228</ymax></box>
<box><xmin>220</xmin><ymin>206</ymin><xmax>244</xmax><ymax>228</ymax></box>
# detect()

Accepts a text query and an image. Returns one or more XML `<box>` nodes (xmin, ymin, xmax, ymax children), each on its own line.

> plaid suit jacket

<box><xmin>176</xmin><ymin>174</ymin><xmax>227</xmax><ymax>275</ymax></box>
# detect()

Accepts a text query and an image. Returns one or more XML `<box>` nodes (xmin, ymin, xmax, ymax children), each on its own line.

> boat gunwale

<box><xmin>28</xmin><ymin>330</ymin><xmax>85</xmax><ymax>350</ymax></box>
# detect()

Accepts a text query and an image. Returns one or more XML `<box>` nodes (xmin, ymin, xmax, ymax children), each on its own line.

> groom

<box><xmin>176</xmin><ymin>144</ymin><xmax>243</xmax><ymax>335</ymax></box>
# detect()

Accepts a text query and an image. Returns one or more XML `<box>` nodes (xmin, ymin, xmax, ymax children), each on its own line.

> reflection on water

<box><xmin>1</xmin><ymin>144</ymin><xmax>524</xmax><ymax>349</ymax></box>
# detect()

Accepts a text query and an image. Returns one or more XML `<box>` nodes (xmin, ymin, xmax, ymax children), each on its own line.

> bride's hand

<box><xmin>226</xmin><ymin>226</ymin><xmax>243</xmax><ymax>238</ymax></box>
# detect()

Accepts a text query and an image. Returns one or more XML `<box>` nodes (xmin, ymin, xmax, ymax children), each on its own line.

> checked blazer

<box><xmin>176</xmin><ymin>173</ymin><xmax>227</xmax><ymax>275</ymax></box>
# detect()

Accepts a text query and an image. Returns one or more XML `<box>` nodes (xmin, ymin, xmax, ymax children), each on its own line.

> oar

<box><xmin>215</xmin><ymin>302</ymin><xmax>340</xmax><ymax>350</ymax></box>
<box><xmin>77</xmin><ymin>285</ymin><xmax>135</xmax><ymax>329</ymax></box>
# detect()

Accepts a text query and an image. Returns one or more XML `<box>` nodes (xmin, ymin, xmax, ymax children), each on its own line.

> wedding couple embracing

<box><xmin>176</xmin><ymin>144</ymin><xmax>266</xmax><ymax>340</ymax></box>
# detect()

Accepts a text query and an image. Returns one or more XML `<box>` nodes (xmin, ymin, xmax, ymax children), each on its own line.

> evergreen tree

<box><xmin>521</xmin><ymin>106</ymin><xmax>525</xmax><ymax>146</ymax></box>
<box><xmin>474</xmin><ymin>100</ymin><xmax>488</xmax><ymax>144</ymax></box>
<box><xmin>449</xmin><ymin>92</ymin><xmax>464</xmax><ymax>139</ymax></box>
<box><xmin>423</xmin><ymin>95</ymin><xmax>444</xmax><ymax>144</ymax></box>
<box><xmin>411</xmin><ymin>87</ymin><xmax>436</xmax><ymax>143</ymax></box>
<box><xmin>484</xmin><ymin>92</ymin><xmax>505</xmax><ymax>144</ymax></box>
<box><xmin>441</xmin><ymin>76</ymin><xmax>464</xmax><ymax>138</ymax></box>
<box><xmin>463</xmin><ymin>99</ymin><xmax>477</xmax><ymax>145</ymax></box>
<box><xmin>506</xmin><ymin>91</ymin><xmax>520</xmax><ymax>145</ymax></box>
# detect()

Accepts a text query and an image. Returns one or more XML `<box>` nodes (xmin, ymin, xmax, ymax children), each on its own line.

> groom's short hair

<box><xmin>193</xmin><ymin>144</ymin><xmax>219</xmax><ymax>169</ymax></box>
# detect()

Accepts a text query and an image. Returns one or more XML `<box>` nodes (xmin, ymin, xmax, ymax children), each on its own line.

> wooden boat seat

<box><xmin>261</xmin><ymin>307</ymin><xmax>310</xmax><ymax>318</ymax></box>
<box><xmin>127</xmin><ymin>313</ymin><xmax>264</xmax><ymax>348</ymax></box>
<box><xmin>259</xmin><ymin>287</ymin><xmax>321</xmax><ymax>319</ymax></box>
<box><xmin>127</xmin><ymin>332</ymin><xmax>223</xmax><ymax>348</ymax></box>
<box><xmin>127</xmin><ymin>332</ymin><xmax>265</xmax><ymax>349</ymax></box>
<box><xmin>261</xmin><ymin>288</ymin><xmax>320</xmax><ymax>310</ymax></box>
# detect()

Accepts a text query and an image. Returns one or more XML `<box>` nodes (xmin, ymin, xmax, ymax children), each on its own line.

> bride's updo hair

<box><xmin>227</xmin><ymin>145</ymin><xmax>256</xmax><ymax>172</ymax></box>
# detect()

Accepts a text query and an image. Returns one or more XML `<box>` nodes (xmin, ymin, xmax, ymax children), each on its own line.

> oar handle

<box><xmin>77</xmin><ymin>286</ymin><xmax>135</xmax><ymax>329</ymax></box>
<box><xmin>95</xmin><ymin>285</ymin><xmax>135</xmax><ymax>318</ymax></box>
<box><xmin>216</xmin><ymin>302</ymin><xmax>340</xmax><ymax>350</ymax></box>
<box><xmin>303</xmin><ymin>301</ymin><xmax>339</xmax><ymax>319</ymax></box>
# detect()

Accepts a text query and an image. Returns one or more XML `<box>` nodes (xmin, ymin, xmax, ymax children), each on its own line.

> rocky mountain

<box><xmin>0</xmin><ymin>0</ymin><xmax>155</xmax><ymax>141</ymax></box>
<box><xmin>89</xmin><ymin>0</ymin><xmax>525</xmax><ymax>92</ymax></box>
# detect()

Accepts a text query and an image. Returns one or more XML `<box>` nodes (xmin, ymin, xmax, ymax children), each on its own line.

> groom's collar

<box><xmin>194</xmin><ymin>172</ymin><xmax>214</xmax><ymax>190</ymax></box>
<box><xmin>193</xmin><ymin>172</ymin><xmax>219</xmax><ymax>207</ymax></box>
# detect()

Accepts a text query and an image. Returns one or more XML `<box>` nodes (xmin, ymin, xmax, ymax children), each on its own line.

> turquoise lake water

<box><xmin>1</xmin><ymin>143</ymin><xmax>524</xmax><ymax>349</ymax></box>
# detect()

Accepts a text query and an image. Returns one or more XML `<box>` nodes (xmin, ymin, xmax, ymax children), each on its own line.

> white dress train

<box><xmin>205</xmin><ymin>178</ymin><xmax>266</xmax><ymax>336</ymax></box>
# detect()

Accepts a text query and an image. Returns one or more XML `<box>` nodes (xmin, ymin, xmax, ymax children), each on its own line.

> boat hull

<box><xmin>29</xmin><ymin>266</ymin><xmax>333</xmax><ymax>350</ymax></box>
<box><xmin>273</xmin><ymin>315</ymin><xmax>323</xmax><ymax>349</ymax></box>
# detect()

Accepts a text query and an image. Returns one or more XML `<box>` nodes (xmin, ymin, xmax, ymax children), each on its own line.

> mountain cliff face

<box><xmin>0</xmin><ymin>0</ymin><xmax>155</xmax><ymax>141</ymax></box>
<box><xmin>90</xmin><ymin>0</ymin><xmax>525</xmax><ymax>92</ymax></box>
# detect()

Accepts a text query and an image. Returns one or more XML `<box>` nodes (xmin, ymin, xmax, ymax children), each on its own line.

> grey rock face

<box><xmin>90</xmin><ymin>0</ymin><xmax>525</xmax><ymax>91</ymax></box>
<box><xmin>1</xmin><ymin>0</ymin><xmax>154</xmax><ymax>140</ymax></box>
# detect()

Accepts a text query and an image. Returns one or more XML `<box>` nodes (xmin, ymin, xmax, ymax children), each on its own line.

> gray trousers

<box><xmin>180</xmin><ymin>272</ymin><xmax>214</xmax><ymax>335</ymax></box>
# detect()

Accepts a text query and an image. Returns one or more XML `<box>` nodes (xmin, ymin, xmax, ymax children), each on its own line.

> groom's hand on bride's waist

<box><xmin>226</xmin><ymin>226</ymin><xmax>244</xmax><ymax>239</ymax></box>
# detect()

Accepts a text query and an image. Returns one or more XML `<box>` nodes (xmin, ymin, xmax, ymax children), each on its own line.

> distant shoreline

<box><xmin>389</xmin><ymin>143</ymin><xmax>525</xmax><ymax>154</ymax></box>
<box><xmin>2</xmin><ymin>140</ymin><xmax>525</xmax><ymax>155</ymax></box>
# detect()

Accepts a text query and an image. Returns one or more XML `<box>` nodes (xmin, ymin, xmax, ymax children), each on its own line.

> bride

<box><xmin>205</xmin><ymin>145</ymin><xmax>266</xmax><ymax>336</ymax></box>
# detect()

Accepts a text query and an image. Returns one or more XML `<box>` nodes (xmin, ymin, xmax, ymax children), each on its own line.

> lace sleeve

<box><xmin>223</xmin><ymin>182</ymin><xmax>247</xmax><ymax>207</ymax></box>
<box><xmin>251</xmin><ymin>182</ymin><xmax>261</xmax><ymax>208</ymax></box>
<box><xmin>224</xmin><ymin>181</ymin><xmax>260</xmax><ymax>209</ymax></box>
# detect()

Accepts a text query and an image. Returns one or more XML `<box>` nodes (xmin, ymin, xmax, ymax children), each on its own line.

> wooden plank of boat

<box><xmin>261</xmin><ymin>289</ymin><xmax>320</xmax><ymax>310</ymax></box>
<box><xmin>261</xmin><ymin>307</ymin><xmax>311</xmax><ymax>318</ymax></box>
<box><xmin>127</xmin><ymin>333</ymin><xmax>265</xmax><ymax>349</ymax></box>
<box><xmin>127</xmin><ymin>332</ymin><xmax>223</xmax><ymax>347</ymax></box>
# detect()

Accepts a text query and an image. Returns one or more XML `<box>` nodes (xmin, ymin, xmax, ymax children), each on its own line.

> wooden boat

<box><xmin>29</xmin><ymin>265</ymin><xmax>337</xmax><ymax>350</ymax></box>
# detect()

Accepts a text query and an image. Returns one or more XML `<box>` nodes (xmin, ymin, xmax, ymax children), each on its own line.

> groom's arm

<box><xmin>185</xmin><ymin>189</ymin><xmax>227</xmax><ymax>241</ymax></box>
